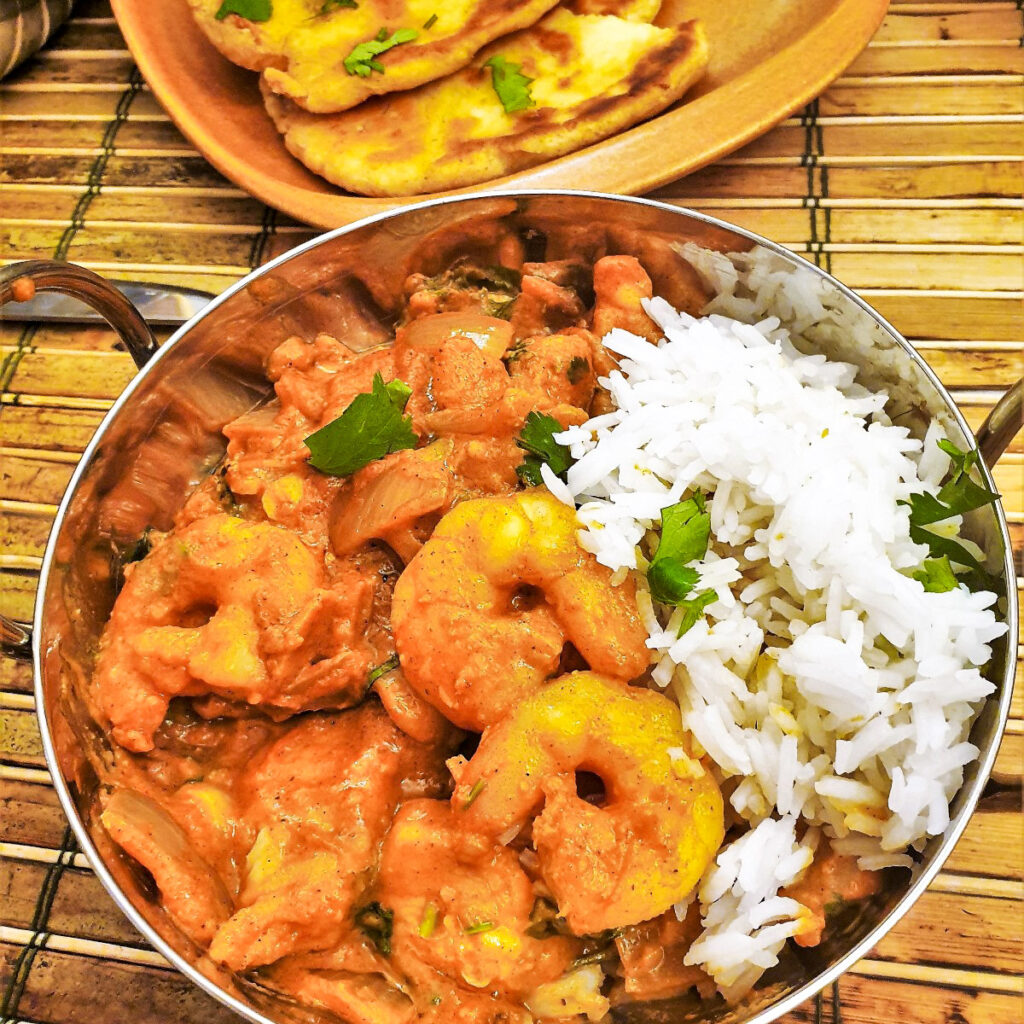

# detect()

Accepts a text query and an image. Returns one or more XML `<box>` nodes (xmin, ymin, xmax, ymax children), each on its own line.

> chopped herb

<box><xmin>423</xmin><ymin>12</ymin><xmax>437</xmax><ymax>28</ymax></box>
<box><xmin>462</xmin><ymin>779</ymin><xmax>486</xmax><ymax>809</ymax></box>
<box><xmin>416</xmin><ymin>259</ymin><xmax>520</xmax><ymax>320</ymax></box>
<box><xmin>367</xmin><ymin>654</ymin><xmax>400</xmax><ymax>686</ymax></box>
<box><xmin>344</xmin><ymin>27</ymin><xmax>418</xmax><ymax>77</ymax></box>
<box><xmin>484</xmin><ymin>55</ymin><xmax>535</xmax><ymax>114</ymax></box>
<box><xmin>463</xmin><ymin>920</ymin><xmax>495</xmax><ymax>935</ymax></box>
<box><xmin>677</xmin><ymin>589</ymin><xmax>717</xmax><ymax>636</ymax></box>
<box><xmin>123</xmin><ymin>527</ymin><xmax>154</xmax><ymax>565</ymax></box>
<box><xmin>504</xmin><ymin>338</ymin><xmax>528</xmax><ymax>363</ymax></box>
<box><xmin>525</xmin><ymin>897</ymin><xmax>570</xmax><ymax>939</ymax></box>
<box><xmin>913</xmin><ymin>555</ymin><xmax>960</xmax><ymax>593</ymax></box>
<box><xmin>647</xmin><ymin>494</ymin><xmax>711</xmax><ymax>606</ymax></box>
<box><xmin>419</xmin><ymin>902</ymin><xmax>438</xmax><ymax>938</ymax></box>
<box><xmin>214</xmin><ymin>465</ymin><xmax>243</xmax><ymax>515</ymax></box>
<box><xmin>569</xmin><ymin>928</ymin><xmax>621</xmax><ymax>969</ymax></box>
<box><xmin>355</xmin><ymin>901</ymin><xmax>394</xmax><ymax>955</ymax></box>
<box><xmin>215</xmin><ymin>0</ymin><xmax>271</xmax><ymax>21</ymax></box>
<box><xmin>304</xmin><ymin>373</ymin><xmax>417</xmax><ymax>476</ymax></box>
<box><xmin>905</xmin><ymin>443</ymin><xmax>999</xmax><ymax>527</ymax></box>
<box><xmin>903</xmin><ymin>439</ymin><xmax>1001</xmax><ymax>587</ymax></box>
<box><xmin>515</xmin><ymin>411</ymin><xmax>574</xmax><ymax>487</ymax></box>
<box><xmin>909</xmin><ymin>524</ymin><xmax>986</xmax><ymax>572</ymax></box>
<box><xmin>823</xmin><ymin>895</ymin><xmax>847</xmax><ymax>917</ymax></box>
<box><xmin>489</xmin><ymin>296</ymin><xmax>516</xmax><ymax>320</ymax></box>
<box><xmin>430</xmin><ymin>996</ymin><xmax>442</xmax><ymax>1007</ymax></box>
<box><xmin>566</xmin><ymin>355</ymin><xmax>589</xmax><ymax>385</ymax></box>
<box><xmin>570</xmin><ymin>946</ymin><xmax>616</xmax><ymax>969</ymax></box>
<box><xmin>319</xmin><ymin>0</ymin><xmax>357</xmax><ymax>11</ymax></box>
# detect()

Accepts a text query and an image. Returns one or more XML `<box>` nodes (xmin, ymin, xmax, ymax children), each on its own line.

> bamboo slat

<box><xmin>874</xmin><ymin>6</ymin><xmax>1024</xmax><ymax>42</ymax></box>
<box><xmin>820</xmin><ymin>76</ymin><xmax>1024</xmax><ymax>116</ymax></box>
<box><xmin>2</xmin><ymin>1</ymin><xmax>1023</xmax><ymax>1022</ymax></box>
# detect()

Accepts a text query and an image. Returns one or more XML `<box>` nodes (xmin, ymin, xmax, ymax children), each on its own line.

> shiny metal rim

<box><xmin>31</xmin><ymin>189</ymin><xmax>1018</xmax><ymax>1024</ymax></box>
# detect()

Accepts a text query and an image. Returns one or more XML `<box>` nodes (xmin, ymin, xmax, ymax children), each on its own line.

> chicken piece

<box><xmin>591</xmin><ymin>254</ymin><xmax>661</xmax><ymax>345</ymax></box>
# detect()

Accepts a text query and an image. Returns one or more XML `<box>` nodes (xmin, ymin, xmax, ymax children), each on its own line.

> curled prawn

<box><xmin>377</xmin><ymin>800</ymin><xmax>576</xmax><ymax>1001</ymax></box>
<box><xmin>93</xmin><ymin>513</ymin><xmax>373</xmax><ymax>751</ymax></box>
<box><xmin>391</xmin><ymin>491</ymin><xmax>649</xmax><ymax>731</ymax></box>
<box><xmin>450</xmin><ymin>672</ymin><xmax>725</xmax><ymax>935</ymax></box>
<box><xmin>208</xmin><ymin>705</ymin><xmax>452</xmax><ymax>971</ymax></box>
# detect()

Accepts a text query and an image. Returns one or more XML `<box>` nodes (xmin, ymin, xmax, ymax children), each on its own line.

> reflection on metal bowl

<box><xmin>2</xmin><ymin>192</ymin><xmax>1018</xmax><ymax>1024</ymax></box>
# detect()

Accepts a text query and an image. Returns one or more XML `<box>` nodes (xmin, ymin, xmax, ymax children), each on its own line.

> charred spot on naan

<box><xmin>263</xmin><ymin>10</ymin><xmax>709</xmax><ymax>197</ymax></box>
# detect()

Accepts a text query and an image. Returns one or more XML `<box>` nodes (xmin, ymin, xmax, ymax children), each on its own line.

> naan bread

<box><xmin>263</xmin><ymin>8</ymin><xmax>709</xmax><ymax>196</ymax></box>
<box><xmin>570</xmin><ymin>0</ymin><xmax>662</xmax><ymax>21</ymax></box>
<box><xmin>188</xmin><ymin>0</ymin><xmax>561</xmax><ymax>112</ymax></box>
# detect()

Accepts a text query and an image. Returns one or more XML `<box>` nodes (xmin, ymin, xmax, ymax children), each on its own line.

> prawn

<box><xmin>208</xmin><ymin>705</ymin><xmax>452</xmax><ymax>971</ymax></box>
<box><xmin>93</xmin><ymin>513</ymin><xmax>374</xmax><ymax>751</ymax></box>
<box><xmin>377</xmin><ymin>800</ymin><xmax>577</xmax><ymax>1000</ymax></box>
<box><xmin>391</xmin><ymin>491</ymin><xmax>649</xmax><ymax>730</ymax></box>
<box><xmin>450</xmin><ymin>672</ymin><xmax>725</xmax><ymax>935</ymax></box>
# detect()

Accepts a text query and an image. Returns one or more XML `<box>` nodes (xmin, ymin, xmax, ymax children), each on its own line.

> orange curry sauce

<box><xmin>90</xmin><ymin>243</ymin><xmax>875</xmax><ymax>1024</ymax></box>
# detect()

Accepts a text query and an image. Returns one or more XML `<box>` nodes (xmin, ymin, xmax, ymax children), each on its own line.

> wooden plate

<box><xmin>110</xmin><ymin>0</ymin><xmax>888</xmax><ymax>229</ymax></box>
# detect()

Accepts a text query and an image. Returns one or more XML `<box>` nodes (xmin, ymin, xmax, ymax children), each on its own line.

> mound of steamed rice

<box><xmin>542</xmin><ymin>245</ymin><xmax>1006</xmax><ymax>1001</ymax></box>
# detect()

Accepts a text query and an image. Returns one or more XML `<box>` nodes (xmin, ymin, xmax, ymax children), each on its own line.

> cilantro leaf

<box><xmin>344</xmin><ymin>27</ymin><xmax>418</xmax><ymax>77</ymax></box>
<box><xmin>304</xmin><ymin>373</ymin><xmax>417</xmax><ymax>476</ymax></box>
<box><xmin>913</xmin><ymin>556</ymin><xmax>959</xmax><ymax>594</ymax></box>
<box><xmin>215</xmin><ymin>0</ymin><xmax>271</xmax><ymax>21</ymax></box>
<box><xmin>903</xmin><ymin>439</ymin><xmax>1000</xmax><ymax>526</ymax></box>
<box><xmin>515</xmin><ymin>411</ymin><xmax>574</xmax><ymax>487</ymax></box>
<box><xmin>319</xmin><ymin>0</ymin><xmax>357</xmax><ymax>12</ymax></box>
<box><xmin>677</xmin><ymin>589</ymin><xmax>717</xmax><ymax>635</ymax></box>
<box><xmin>937</xmin><ymin>438</ymin><xmax>979</xmax><ymax>478</ymax></box>
<box><xmin>647</xmin><ymin>495</ymin><xmax>711</xmax><ymax>606</ymax></box>
<box><xmin>515</xmin><ymin>459</ymin><xmax>544</xmax><ymax>487</ymax></box>
<box><xmin>484</xmin><ymin>55</ymin><xmax>535</xmax><ymax>114</ymax></box>
<box><xmin>903</xmin><ymin>438</ymin><xmax>1002</xmax><ymax>593</ymax></box>
<box><xmin>647</xmin><ymin>562</ymin><xmax>698</xmax><ymax>606</ymax></box>
<box><xmin>908</xmin><ymin>524</ymin><xmax>986</xmax><ymax>573</ymax></box>
<box><xmin>903</xmin><ymin>438</ymin><xmax>1001</xmax><ymax>585</ymax></box>
<box><xmin>567</xmin><ymin>355</ymin><xmax>589</xmax><ymax>385</ymax></box>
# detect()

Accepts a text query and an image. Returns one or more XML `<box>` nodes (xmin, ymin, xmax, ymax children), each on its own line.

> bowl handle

<box><xmin>976</xmin><ymin>378</ymin><xmax>1023</xmax><ymax>469</ymax></box>
<box><xmin>0</xmin><ymin>260</ymin><xmax>158</xmax><ymax>370</ymax></box>
<box><xmin>0</xmin><ymin>261</ymin><xmax>158</xmax><ymax>660</ymax></box>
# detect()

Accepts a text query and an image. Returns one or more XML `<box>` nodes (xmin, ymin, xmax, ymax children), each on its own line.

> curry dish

<box><xmin>91</xmin><ymin>242</ymin><xmax>875</xmax><ymax>1023</ymax></box>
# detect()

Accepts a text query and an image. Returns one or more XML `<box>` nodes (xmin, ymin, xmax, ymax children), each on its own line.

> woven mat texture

<box><xmin>1</xmin><ymin>1</ymin><xmax>1022</xmax><ymax>1022</ymax></box>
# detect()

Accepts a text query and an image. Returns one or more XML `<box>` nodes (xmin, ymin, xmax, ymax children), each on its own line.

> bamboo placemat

<box><xmin>1</xmin><ymin>1</ymin><xmax>1022</xmax><ymax>1021</ymax></box>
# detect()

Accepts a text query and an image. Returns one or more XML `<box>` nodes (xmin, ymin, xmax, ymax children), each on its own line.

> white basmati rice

<box><xmin>547</xmin><ymin>245</ymin><xmax>1006</xmax><ymax>1000</ymax></box>
<box><xmin>683</xmin><ymin>816</ymin><xmax>816</xmax><ymax>1004</ymax></box>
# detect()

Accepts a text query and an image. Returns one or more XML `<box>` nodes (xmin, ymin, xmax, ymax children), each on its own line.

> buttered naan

<box><xmin>571</xmin><ymin>0</ymin><xmax>663</xmax><ymax>20</ymax></box>
<box><xmin>188</xmin><ymin>0</ymin><xmax>561</xmax><ymax>112</ymax></box>
<box><xmin>263</xmin><ymin>8</ymin><xmax>709</xmax><ymax>196</ymax></box>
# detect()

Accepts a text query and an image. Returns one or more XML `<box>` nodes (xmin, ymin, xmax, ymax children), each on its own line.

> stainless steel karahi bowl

<box><xmin>1</xmin><ymin>192</ymin><xmax>1019</xmax><ymax>1024</ymax></box>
